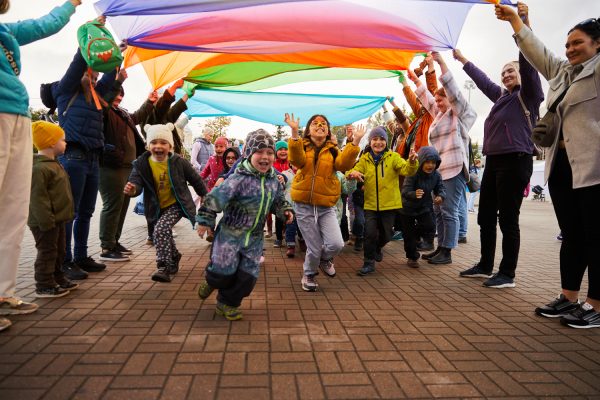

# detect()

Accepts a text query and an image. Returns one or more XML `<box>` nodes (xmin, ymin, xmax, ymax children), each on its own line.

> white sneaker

<box><xmin>301</xmin><ymin>274</ymin><xmax>319</xmax><ymax>292</ymax></box>
<box><xmin>319</xmin><ymin>259</ymin><xmax>336</xmax><ymax>277</ymax></box>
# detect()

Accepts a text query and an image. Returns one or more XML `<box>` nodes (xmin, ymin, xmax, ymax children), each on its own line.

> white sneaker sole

<box><xmin>483</xmin><ymin>283</ymin><xmax>516</xmax><ymax>288</ymax></box>
<box><xmin>34</xmin><ymin>290</ymin><xmax>70</xmax><ymax>298</ymax></box>
<box><xmin>98</xmin><ymin>256</ymin><xmax>130</xmax><ymax>262</ymax></box>
<box><xmin>461</xmin><ymin>273</ymin><xmax>493</xmax><ymax>278</ymax></box>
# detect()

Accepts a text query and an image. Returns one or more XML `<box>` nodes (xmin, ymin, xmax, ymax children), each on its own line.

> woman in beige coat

<box><xmin>496</xmin><ymin>5</ymin><xmax>600</xmax><ymax>329</ymax></box>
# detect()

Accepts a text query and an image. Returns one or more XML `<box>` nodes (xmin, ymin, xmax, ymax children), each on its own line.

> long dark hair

<box><xmin>222</xmin><ymin>147</ymin><xmax>240</xmax><ymax>175</ymax></box>
<box><xmin>304</xmin><ymin>114</ymin><xmax>332</xmax><ymax>141</ymax></box>
<box><xmin>0</xmin><ymin>0</ymin><xmax>10</xmax><ymax>14</ymax></box>
<box><xmin>569</xmin><ymin>17</ymin><xmax>600</xmax><ymax>53</ymax></box>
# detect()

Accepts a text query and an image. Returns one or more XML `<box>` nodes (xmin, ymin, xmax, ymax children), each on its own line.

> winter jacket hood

<box><xmin>401</xmin><ymin>147</ymin><xmax>446</xmax><ymax>216</ymax></box>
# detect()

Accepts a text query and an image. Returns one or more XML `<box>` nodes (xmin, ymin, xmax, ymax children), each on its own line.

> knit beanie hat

<box><xmin>31</xmin><ymin>121</ymin><xmax>65</xmax><ymax>151</ymax></box>
<box><xmin>145</xmin><ymin>123</ymin><xmax>174</xmax><ymax>148</ymax></box>
<box><xmin>243</xmin><ymin>129</ymin><xmax>275</xmax><ymax>158</ymax></box>
<box><xmin>368</xmin><ymin>126</ymin><xmax>388</xmax><ymax>145</ymax></box>
<box><xmin>275</xmin><ymin>140</ymin><xmax>288</xmax><ymax>152</ymax></box>
<box><xmin>214</xmin><ymin>136</ymin><xmax>228</xmax><ymax>147</ymax></box>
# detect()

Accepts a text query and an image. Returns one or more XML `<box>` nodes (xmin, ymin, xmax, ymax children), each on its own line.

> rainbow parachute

<box><xmin>95</xmin><ymin>0</ymin><xmax>515</xmax><ymax>125</ymax></box>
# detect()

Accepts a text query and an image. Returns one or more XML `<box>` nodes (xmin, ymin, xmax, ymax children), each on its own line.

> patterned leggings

<box><xmin>153</xmin><ymin>204</ymin><xmax>183</xmax><ymax>266</ymax></box>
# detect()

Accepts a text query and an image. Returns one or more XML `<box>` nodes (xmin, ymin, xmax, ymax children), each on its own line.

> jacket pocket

<box><xmin>567</xmin><ymin>80</ymin><xmax>597</xmax><ymax>106</ymax></box>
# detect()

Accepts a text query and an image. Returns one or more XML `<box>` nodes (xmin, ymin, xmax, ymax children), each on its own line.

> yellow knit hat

<box><xmin>31</xmin><ymin>121</ymin><xmax>65</xmax><ymax>151</ymax></box>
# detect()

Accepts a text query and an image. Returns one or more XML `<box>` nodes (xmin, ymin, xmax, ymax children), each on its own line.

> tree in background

<box><xmin>472</xmin><ymin>141</ymin><xmax>482</xmax><ymax>161</ymax></box>
<box><xmin>274</xmin><ymin>125</ymin><xmax>287</xmax><ymax>141</ymax></box>
<box><xmin>205</xmin><ymin>116</ymin><xmax>232</xmax><ymax>140</ymax></box>
<box><xmin>29</xmin><ymin>107</ymin><xmax>56</xmax><ymax>122</ymax></box>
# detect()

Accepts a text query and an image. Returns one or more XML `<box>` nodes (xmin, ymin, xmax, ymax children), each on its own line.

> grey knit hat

<box><xmin>242</xmin><ymin>129</ymin><xmax>275</xmax><ymax>158</ymax></box>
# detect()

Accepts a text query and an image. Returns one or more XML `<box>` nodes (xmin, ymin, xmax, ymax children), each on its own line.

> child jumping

<box><xmin>196</xmin><ymin>130</ymin><xmax>293</xmax><ymax>320</ymax></box>
<box><xmin>124</xmin><ymin>123</ymin><xmax>207</xmax><ymax>282</ymax></box>
<box><xmin>347</xmin><ymin>126</ymin><xmax>419</xmax><ymax>276</ymax></box>
<box><xmin>399</xmin><ymin>146</ymin><xmax>445</xmax><ymax>268</ymax></box>
<box><xmin>28</xmin><ymin>121</ymin><xmax>78</xmax><ymax>298</ymax></box>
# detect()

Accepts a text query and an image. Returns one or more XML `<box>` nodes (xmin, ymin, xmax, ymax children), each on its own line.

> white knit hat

<box><xmin>145</xmin><ymin>123</ymin><xmax>174</xmax><ymax>148</ymax></box>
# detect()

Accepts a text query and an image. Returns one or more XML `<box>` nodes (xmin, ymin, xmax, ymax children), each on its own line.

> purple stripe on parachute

<box><xmin>95</xmin><ymin>0</ymin><xmax>515</xmax><ymax>16</ymax></box>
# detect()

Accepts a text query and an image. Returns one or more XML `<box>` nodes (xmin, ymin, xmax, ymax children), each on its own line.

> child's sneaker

<box><xmin>0</xmin><ymin>297</ymin><xmax>39</xmax><ymax>315</ymax></box>
<box><xmin>146</xmin><ymin>236</ymin><xmax>154</xmax><ymax>246</ymax></box>
<box><xmin>273</xmin><ymin>240</ymin><xmax>282</xmax><ymax>248</ymax></box>
<box><xmin>407</xmin><ymin>259</ymin><xmax>420</xmax><ymax>268</ymax></box>
<box><xmin>35</xmin><ymin>286</ymin><xmax>70</xmax><ymax>298</ymax></box>
<box><xmin>301</xmin><ymin>274</ymin><xmax>319</xmax><ymax>292</ymax></box>
<box><xmin>319</xmin><ymin>259</ymin><xmax>336</xmax><ymax>277</ymax></box>
<box><xmin>197</xmin><ymin>280</ymin><xmax>215</xmax><ymax>299</ymax></box>
<box><xmin>357</xmin><ymin>262</ymin><xmax>375</xmax><ymax>276</ymax></box>
<box><xmin>216</xmin><ymin>302</ymin><xmax>243</xmax><ymax>321</ymax></box>
<box><xmin>0</xmin><ymin>317</ymin><xmax>11</xmax><ymax>332</ymax></box>
<box><xmin>391</xmin><ymin>231</ymin><xmax>404</xmax><ymax>241</ymax></box>
<box><xmin>151</xmin><ymin>262</ymin><xmax>172</xmax><ymax>283</ymax></box>
<box><xmin>286</xmin><ymin>246</ymin><xmax>296</xmax><ymax>258</ymax></box>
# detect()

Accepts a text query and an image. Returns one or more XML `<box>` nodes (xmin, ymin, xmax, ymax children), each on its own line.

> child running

<box><xmin>272</xmin><ymin>140</ymin><xmax>290</xmax><ymax>247</ymax></box>
<box><xmin>399</xmin><ymin>146</ymin><xmax>445</xmax><ymax>268</ymax></box>
<box><xmin>28</xmin><ymin>122</ymin><xmax>78</xmax><ymax>298</ymax></box>
<box><xmin>123</xmin><ymin>123</ymin><xmax>207</xmax><ymax>282</ymax></box>
<box><xmin>201</xmin><ymin>136</ymin><xmax>228</xmax><ymax>191</ymax></box>
<box><xmin>347</xmin><ymin>126</ymin><xmax>419</xmax><ymax>276</ymax></box>
<box><xmin>196</xmin><ymin>130</ymin><xmax>293</xmax><ymax>320</ymax></box>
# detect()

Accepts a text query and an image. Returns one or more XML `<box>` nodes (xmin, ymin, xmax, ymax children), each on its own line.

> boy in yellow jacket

<box><xmin>347</xmin><ymin>126</ymin><xmax>418</xmax><ymax>276</ymax></box>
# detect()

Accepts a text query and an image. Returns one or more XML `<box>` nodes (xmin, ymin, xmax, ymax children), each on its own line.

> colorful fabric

<box><xmin>183</xmin><ymin>89</ymin><xmax>387</xmax><ymax>126</ymax></box>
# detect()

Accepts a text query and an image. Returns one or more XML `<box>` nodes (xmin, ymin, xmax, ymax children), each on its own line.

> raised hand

<box><xmin>148</xmin><ymin>90</ymin><xmax>158</xmax><ymax>103</ymax></box>
<box><xmin>495</xmin><ymin>4</ymin><xmax>519</xmax><ymax>23</ymax></box>
<box><xmin>408</xmin><ymin>148</ymin><xmax>418</xmax><ymax>163</ymax></box>
<box><xmin>517</xmin><ymin>1</ymin><xmax>530</xmax><ymax>27</ymax></box>
<box><xmin>70</xmin><ymin>0</ymin><xmax>82</xmax><ymax>6</ymax></box>
<box><xmin>168</xmin><ymin>79</ymin><xmax>184</xmax><ymax>96</ymax></box>
<box><xmin>347</xmin><ymin>170</ymin><xmax>364</xmax><ymax>182</ymax></box>
<box><xmin>352</xmin><ymin>124</ymin><xmax>366</xmax><ymax>146</ymax></box>
<box><xmin>452</xmin><ymin>49</ymin><xmax>468</xmax><ymax>64</ymax></box>
<box><xmin>284</xmin><ymin>113</ymin><xmax>300</xmax><ymax>134</ymax></box>
<box><xmin>431</xmin><ymin>51</ymin><xmax>445</xmax><ymax>65</ymax></box>
<box><xmin>407</xmin><ymin>68</ymin><xmax>420</xmax><ymax>85</ymax></box>
<box><xmin>117</xmin><ymin>68</ymin><xmax>128</xmax><ymax>83</ymax></box>
<box><xmin>345</xmin><ymin>124</ymin><xmax>354</xmax><ymax>142</ymax></box>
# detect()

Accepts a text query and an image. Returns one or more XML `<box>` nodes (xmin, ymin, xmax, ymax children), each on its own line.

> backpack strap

<box><xmin>517</xmin><ymin>91</ymin><xmax>534</xmax><ymax>131</ymax></box>
<box><xmin>62</xmin><ymin>91</ymin><xmax>80</xmax><ymax>117</ymax></box>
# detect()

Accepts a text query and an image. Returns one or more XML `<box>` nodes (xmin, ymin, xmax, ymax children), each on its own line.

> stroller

<box><xmin>531</xmin><ymin>185</ymin><xmax>545</xmax><ymax>201</ymax></box>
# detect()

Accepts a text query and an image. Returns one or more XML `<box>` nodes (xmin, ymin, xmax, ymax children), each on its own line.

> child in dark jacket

<box><xmin>196</xmin><ymin>130</ymin><xmax>293</xmax><ymax>321</ymax></box>
<box><xmin>124</xmin><ymin>123</ymin><xmax>207</xmax><ymax>282</ymax></box>
<box><xmin>399</xmin><ymin>146</ymin><xmax>446</xmax><ymax>267</ymax></box>
<box><xmin>28</xmin><ymin>122</ymin><xmax>77</xmax><ymax>298</ymax></box>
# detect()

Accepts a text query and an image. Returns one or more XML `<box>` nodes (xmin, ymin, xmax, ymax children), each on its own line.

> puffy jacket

<box><xmin>400</xmin><ymin>146</ymin><xmax>446</xmax><ymax>216</ymax></box>
<box><xmin>0</xmin><ymin>1</ymin><xmax>75</xmax><ymax>117</ymax></box>
<box><xmin>191</xmin><ymin>137</ymin><xmax>214</xmax><ymax>172</ymax></box>
<box><xmin>348</xmin><ymin>149</ymin><xmax>418</xmax><ymax>211</ymax></box>
<box><xmin>288</xmin><ymin>137</ymin><xmax>360</xmax><ymax>207</ymax></box>
<box><xmin>127</xmin><ymin>152</ymin><xmax>207</xmax><ymax>227</ymax></box>
<box><xmin>196</xmin><ymin>160</ymin><xmax>293</xmax><ymax>247</ymax></box>
<box><xmin>53</xmin><ymin>51</ymin><xmax>117</xmax><ymax>151</ymax></box>
<box><xmin>201</xmin><ymin>154</ymin><xmax>224</xmax><ymax>191</ymax></box>
<box><xmin>28</xmin><ymin>155</ymin><xmax>74</xmax><ymax>231</ymax></box>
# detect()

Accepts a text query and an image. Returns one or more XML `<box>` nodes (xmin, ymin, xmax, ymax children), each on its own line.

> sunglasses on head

<box><xmin>574</xmin><ymin>17</ymin><xmax>599</xmax><ymax>29</ymax></box>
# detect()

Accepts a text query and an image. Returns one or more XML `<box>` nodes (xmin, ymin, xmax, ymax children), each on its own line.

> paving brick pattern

<box><xmin>2</xmin><ymin>200</ymin><xmax>599</xmax><ymax>399</ymax></box>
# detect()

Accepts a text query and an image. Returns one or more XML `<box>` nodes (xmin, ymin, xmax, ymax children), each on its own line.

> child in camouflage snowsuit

<box><xmin>196</xmin><ymin>130</ymin><xmax>293</xmax><ymax>320</ymax></box>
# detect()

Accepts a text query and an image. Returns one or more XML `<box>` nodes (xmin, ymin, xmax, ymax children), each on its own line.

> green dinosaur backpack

<box><xmin>77</xmin><ymin>18</ymin><xmax>123</xmax><ymax>73</ymax></box>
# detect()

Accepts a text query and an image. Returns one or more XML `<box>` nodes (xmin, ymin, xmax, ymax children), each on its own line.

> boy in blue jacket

<box><xmin>399</xmin><ymin>146</ymin><xmax>446</xmax><ymax>267</ymax></box>
<box><xmin>196</xmin><ymin>130</ymin><xmax>293</xmax><ymax>321</ymax></box>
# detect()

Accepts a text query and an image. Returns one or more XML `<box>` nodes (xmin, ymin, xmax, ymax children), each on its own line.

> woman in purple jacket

<box><xmin>454</xmin><ymin>3</ymin><xmax>544</xmax><ymax>289</ymax></box>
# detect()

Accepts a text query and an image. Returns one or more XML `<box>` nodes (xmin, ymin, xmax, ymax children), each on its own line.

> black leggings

<box><xmin>549</xmin><ymin>149</ymin><xmax>600</xmax><ymax>300</ymax></box>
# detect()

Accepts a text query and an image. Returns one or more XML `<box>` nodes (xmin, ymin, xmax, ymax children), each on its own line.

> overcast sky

<box><xmin>3</xmin><ymin>0</ymin><xmax>599</xmax><ymax>142</ymax></box>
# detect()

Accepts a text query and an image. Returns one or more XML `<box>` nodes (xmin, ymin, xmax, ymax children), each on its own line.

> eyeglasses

<box><xmin>310</xmin><ymin>120</ymin><xmax>327</xmax><ymax>127</ymax></box>
<box><xmin>225</xmin><ymin>156</ymin><xmax>237</xmax><ymax>161</ymax></box>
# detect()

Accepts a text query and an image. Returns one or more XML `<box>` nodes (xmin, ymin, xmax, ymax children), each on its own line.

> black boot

<box><xmin>428</xmin><ymin>247</ymin><xmax>452</xmax><ymax>264</ymax></box>
<box><xmin>417</xmin><ymin>240</ymin><xmax>434</xmax><ymax>252</ymax></box>
<box><xmin>421</xmin><ymin>247</ymin><xmax>441</xmax><ymax>260</ymax></box>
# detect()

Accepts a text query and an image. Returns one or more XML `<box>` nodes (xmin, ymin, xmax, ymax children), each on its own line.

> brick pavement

<box><xmin>1</xmin><ymin>200</ymin><xmax>599</xmax><ymax>399</ymax></box>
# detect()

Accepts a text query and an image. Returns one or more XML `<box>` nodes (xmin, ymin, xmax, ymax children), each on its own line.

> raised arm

<box><xmin>454</xmin><ymin>49</ymin><xmax>503</xmax><ymax>103</ymax></box>
<box><xmin>5</xmin><ymin>1</ymin><xmax>78</xmax><ymax>46</ymax></box>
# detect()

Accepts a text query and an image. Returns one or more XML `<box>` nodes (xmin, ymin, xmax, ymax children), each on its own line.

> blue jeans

<box><xmin>285</xmin><ymin>218</ymin><xmax>299</xmax><ymax>246</ymax></box>
<box><xmin>59</xmin><ymin>148</ymin><xmax>100</xmax><ymax>262</ymax></box>
<box><xmin>467</xmin><ymin>191</ymin><xmax>478</xmax><ymax>211</ymax></box>
<box><xmin>351</xmin><ymin>204</ymin><xmax>365</xmax><ymax>238</ymax></box>
<box><xmin>434</xmin><ymin>173</ymin><xmax>466</xmax><ymax>249</ymax></box>
<box><xmin>458</xmin><ymin>189</ymin><xmax>468</xmax><ymax>238</ymax></box>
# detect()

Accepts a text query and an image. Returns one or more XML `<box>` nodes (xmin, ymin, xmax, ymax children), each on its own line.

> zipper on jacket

<box><xmin>167</xmin><ymin>157</ymin><xmax>194</xmax><ymax>226</ymax></box>
<box><xmin>245</xmin><ymin>175</ymin><xmax>266</xmax><ymax>246</ymax></box>
<box><xmin>375</xmin><ymin>160</ymin><xmax>380</xmax><ymax>211</ymax></box>
<box><xmin>309</xmin><ymin>147</ymin><xmax>323</xmax><ymax>204</ymax></box>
